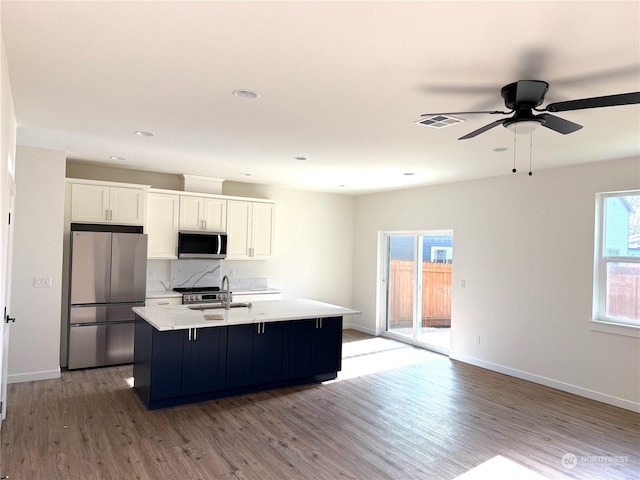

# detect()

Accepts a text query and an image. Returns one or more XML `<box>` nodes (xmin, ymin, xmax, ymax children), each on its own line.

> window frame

<box><xmin>592</xmin><ymin>190</ymin><xmax>640</xmax><ymax>336</ymax></box>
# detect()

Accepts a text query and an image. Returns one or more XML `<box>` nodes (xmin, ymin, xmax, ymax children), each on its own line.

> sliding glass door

<box><xmin>384</xmin><ymin>231</ymin><xmax>453</xmax><ymax>354</ymax></box>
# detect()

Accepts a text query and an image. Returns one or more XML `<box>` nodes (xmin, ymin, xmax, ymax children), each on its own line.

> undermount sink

<box><xmin>188</xmin><ymin>302</ymin><xmax>252</xmax><ymax>311</ymax></box>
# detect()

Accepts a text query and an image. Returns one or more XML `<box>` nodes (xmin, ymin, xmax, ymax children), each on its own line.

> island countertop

<box><xmin>132</xmin><ymin>299</ymin><xmax>360</xmax><ymax>331</ymax></box>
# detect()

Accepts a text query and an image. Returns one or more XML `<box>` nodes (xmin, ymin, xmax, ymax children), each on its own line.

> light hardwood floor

<box><xmin>1</xmin><ymin>330</ymin><xmax>638</xmax><ymax>479</ymax></box>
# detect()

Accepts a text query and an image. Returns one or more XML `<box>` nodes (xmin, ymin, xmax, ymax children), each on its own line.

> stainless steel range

<box><xmin>174</xmin><ymin>287</ymin><xmax>230</xmax><ymax>305</ymax></box>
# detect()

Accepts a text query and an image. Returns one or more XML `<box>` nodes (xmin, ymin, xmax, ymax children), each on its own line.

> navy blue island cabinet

<box><xmin>289</xmin><ymin>317</ymin><xmax>343</xmax><ymax>378</ymax></box>
<box><xmin>133</xmin><ymin>314</ymin><xmax>343</xmax><ymax>409</ymax></box>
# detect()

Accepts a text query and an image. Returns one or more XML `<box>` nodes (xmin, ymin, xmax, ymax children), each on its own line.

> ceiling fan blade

<box><xmin>420</xmin><ymin>110</ymin><xmax>509</xmax><ymax>117</ymax></box>
<box><xmin>458</xmin><ymin>119</ymin><xmax>505</xmax><ymax>140</ymax></box>
<box><xmin>537</xmin><ymin>113</ymin><xmax>583</xmax><ymax>134</ymax></box>
<box><xmin>545</xmin><ymin>92</ymin><xmax>640</xmax><ymax>112</ymax></box>
<box><xmin>515</xmin><ymin>80</ymin><xmax>549</xmax><ymax>105</ymax></box>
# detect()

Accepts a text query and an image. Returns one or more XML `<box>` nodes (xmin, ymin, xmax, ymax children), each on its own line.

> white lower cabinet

<box><xmin>226</xmin><ymin>200</ymin><xmax>275</xmax><ymax>260</ymax></box>
<box><xmin>145</xmin><ymin>296</ymin><xmax>182</xmax><ymax>307</ymax></box>
<box><xmin>146</xmin><ymin>192</ymin><xmax>180</xmax><ymax>259</ymax></box>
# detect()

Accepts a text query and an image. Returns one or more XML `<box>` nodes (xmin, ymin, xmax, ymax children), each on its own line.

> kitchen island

<box><xmin>132</xmin><ymin>299</ymin><xmax>359</xmax><ymax>409</ymax></box>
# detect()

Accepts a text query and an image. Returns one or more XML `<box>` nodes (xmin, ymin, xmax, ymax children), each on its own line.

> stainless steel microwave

<box><xmin>177</xmin><ymin>231</ymin><xmax>228</xmax><ymax>259</ymax></box>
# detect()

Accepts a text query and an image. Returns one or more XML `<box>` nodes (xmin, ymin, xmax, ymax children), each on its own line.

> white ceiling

<box><xmin>2</xmin><ymin>1</ymin><xmax>639</xmax><ymax>194</ymax></box>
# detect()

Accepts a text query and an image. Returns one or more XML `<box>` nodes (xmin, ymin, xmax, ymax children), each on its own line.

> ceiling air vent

<box><xmin>415</xmin><ymin>115</ymin><xmax>463</xmax><ymax>128</ymax></box>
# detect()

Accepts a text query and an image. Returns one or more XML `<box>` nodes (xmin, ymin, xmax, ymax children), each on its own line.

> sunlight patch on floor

<box><xmin>324</xmin><ymin>337</ymin><xmax>442</xmax><ymax>383</ymax></box>
<box><xmin>454</xmin><ymin>456</ymin><xmax>549</xmax><ymax>480</ymax></box>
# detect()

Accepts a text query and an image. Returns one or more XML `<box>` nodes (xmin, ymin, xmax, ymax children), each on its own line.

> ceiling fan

<box><xmin>417</xmin><ymin>80</ymin><xmax>640</xmax><ymax>140</ymax></box>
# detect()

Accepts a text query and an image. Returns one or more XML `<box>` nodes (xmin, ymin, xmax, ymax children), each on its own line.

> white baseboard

<box><xmin>449</xmin><ymin>351</ymin><xmax>640</xmax><ymax>413</ymax></box>
<box><xmin>8</xmin><ymin>368</ymin><xmax>61</xmax><ymax>384</ymax></box>
<box><xmin>342</xmin><ymin>321</ymin><xmax>377</xmax><ymax>336</ymax></box>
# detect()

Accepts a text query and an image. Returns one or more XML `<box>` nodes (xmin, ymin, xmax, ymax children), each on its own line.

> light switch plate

<box><xmin>34</xmin><ymin>276</ymin><xmax>52</xmax><ymax>288</ymax></box>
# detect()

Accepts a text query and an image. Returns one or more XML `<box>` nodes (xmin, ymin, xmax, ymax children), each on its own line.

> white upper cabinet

<box><xmin>251</xmin><ymin>202</ymin><xmax>275</xmax><ymax>259</ymax></box>
<box><xmin>226</xmin><ymin>200</ymin><xmax>275</xmax><ymax>260</ymax></box>
<box><xmin>146</xmin><ymin>192</ymin><xmax>180</xmax><ymax>259</ymax></box>
<box><xmin>179</xmin><ymin>196</ymin><xmax>227</xmax><ymax>232</ymax></box>
<box><xmin>70</xmin><ymin>183</ymin><xmax>146</xmax><ymax>225</ymax></box>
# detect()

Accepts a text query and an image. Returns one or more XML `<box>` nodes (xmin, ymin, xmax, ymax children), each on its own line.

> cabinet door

<box><xmin>226</xmin><ymin>201</ymin><xmax>251</xmax><ymax>259</ymax></box>
<box><xmin>190</xmin><ymin>327</ymin><xmax>228</xmax><ymax>394</ymax></box>
<box><xmin>289</xmin><ymin>317</ymin><xmax>342</xmax><ymax>379</ymax></box>
<box><xmin>226</xmin><ymin>324</ymin><xmax>255</xmax><ymax>388</ymax></box>
<box><xmin>110</xmin><ymin>187</ymin><xmax>146</xmax><ymax>225</ymax></box>
<box><xmin>226</xmin><ymin>322</ymin><xmax>289</xmax><ymax>388</ymax></box>
<box><xmin>146</xmin><ymin>193</ymin><xmax>179</xmax><ymax>258</ymax></box>
<box><xmin>203</xmin><ymin>198</ymin><xmax>227</xmax><ymax>232</ymax></box>
<box><xmin>288</xmin><ymin>319</ymin><xmax>315</xmax><ymax>378</ymax></box>
<box><xmin>253</xmin><ymin>321</ymin><xmax>289</xmax><ymax>384</ymax></box>
<box><xmin>251</xmin><ymin>203</ymin><xmax>274</xmax><ymax>258</ymax></box>
<box><xmin>150</xmin><ymin>329</ymin><xmax>190</xmax><ymax>400</ymax></box>
<box><xmin>179</xmin><ymin>196</ymin><xmax>204</xmax><ymax>230</ymax></box>
<box><xmin>70</xmin><ymin>183</ymin><xmax>110</xmax><ymax>222</ymax></box>
<box><xmin>312</xmin><ymin>317</ymin><xmax>343</xmax><ymax>374</ymax></box>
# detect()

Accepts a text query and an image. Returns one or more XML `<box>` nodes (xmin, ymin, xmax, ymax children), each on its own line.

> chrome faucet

<box><xmin>221</xmin><ymin>275</ymin><xmax>232</xmax><ymax>310</ymax></box>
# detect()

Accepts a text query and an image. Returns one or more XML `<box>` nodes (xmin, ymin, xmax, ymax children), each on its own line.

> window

<box><xmin>594</xmin><ymin>191</ymin><xmax>640</xmax><ymax>329</ymax></box>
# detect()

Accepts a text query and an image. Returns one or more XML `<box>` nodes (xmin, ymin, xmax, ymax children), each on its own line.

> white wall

<box><xmin>352</xmin><ymin>157</ymin><xmax>640</xmax><ymax>411</ymax></box>
<box><xmin>8</xmin><ymin>146</ymin><xmax>66</xmax><ymax>382</ymax></box>
<box><xmin>223</xmin><ymin>183</ymin><xmax>355</xmax><ymax>307</ymax></box>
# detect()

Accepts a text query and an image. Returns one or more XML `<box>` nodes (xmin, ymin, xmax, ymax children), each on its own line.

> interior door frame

<box><xmin>1</xmin><ymin>165</ymin><xmax>16</xmax><ymax>422</ymax></box>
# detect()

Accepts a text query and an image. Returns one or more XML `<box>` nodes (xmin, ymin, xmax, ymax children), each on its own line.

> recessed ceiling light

<box><xmin>294</xmin><ymin>156</ymin><xmax>307</xmax><ymax>161</ymax></box>
<box><xmin>134</xmin><ymin>130</ymin><xmax>154</xmax><ymax>137</ymax></box>
<box><xmin>232</xmin><ymin>89</ymin><xmax>259</xmax><ymax>99</ymax></box>
<box><xmin>110</xmin><ymin>156</ymin><xmax>126</xmax><ymax>161</ymax></box>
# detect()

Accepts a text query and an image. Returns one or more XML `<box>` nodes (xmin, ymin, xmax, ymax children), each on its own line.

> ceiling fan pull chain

<box><xmin>528</xmin><ymin>132</ymin><xmax>533</xmax><ymax>176</ymax></box>
<box><xmin>512</xmin><ymin>125</ymin><xmax>517</xmax><ymax>173</ymax></box>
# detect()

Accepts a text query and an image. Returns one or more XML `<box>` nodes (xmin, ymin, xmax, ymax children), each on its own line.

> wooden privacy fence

<box><xmin>607</xmin><ymin>263</ymin><xmax>640</xmax><ymax>321</ymax></box>
<box><xmin>388</xmin><ymin>260</ymin><xmax>452</xmax><ymax>328</ymax></box>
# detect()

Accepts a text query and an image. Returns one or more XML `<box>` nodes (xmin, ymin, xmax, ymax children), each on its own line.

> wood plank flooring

<box><xmin>1</xmin><ymin>330</ymin><xmax>638</xmax><ymax>479</ymax></box>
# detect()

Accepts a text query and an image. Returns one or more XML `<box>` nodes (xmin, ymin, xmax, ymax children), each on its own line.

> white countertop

<box><xmin>133</xmin><ymin>298</ymin><xmax>360</xmax><ymax>331</ymax></box>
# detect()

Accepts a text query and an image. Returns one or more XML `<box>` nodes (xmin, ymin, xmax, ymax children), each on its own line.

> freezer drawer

<box><xmin>68</xmin><ymin>323</ymin><xmax>134</xmax><ymax>369</ymax></box>
<box><xmin>69</xmin><ymin>304</ymin><xmax>141</xmax><ymax>325</ymax></box>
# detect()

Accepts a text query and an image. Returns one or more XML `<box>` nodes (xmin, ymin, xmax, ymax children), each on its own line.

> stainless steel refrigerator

<box><xmin>68</xmin><ymin>225</ymin><xmax>148</xmax><ymax>369</ymax></box>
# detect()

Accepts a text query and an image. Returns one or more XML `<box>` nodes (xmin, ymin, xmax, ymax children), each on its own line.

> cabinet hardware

<box><xmin>320</xmin><ymin>318</ymin><xmax>323</xmax><ymax>328</ymax></box>
<box><xmin>4</xmin><ymin>316</ymin><xmax>15</xmax><ymax>324</ymax></box>
<box><xmin>193</xmin><ymin>328</ymin><xmax>197</xmax><ymax>341</ymax></box>
<box><xmin>188</xmin><ymin>329</ymin><xmax>192</xmax><ymax>341</ymax></box>
<box><xmin>257</xmin><ymin>323</ymin><xmax>260</xmax><ymax>334</ymax></box>
<box><xmin>262</xmin><ymin>323</ymin><xmax>265</xmax><ymax>334</ymax></box>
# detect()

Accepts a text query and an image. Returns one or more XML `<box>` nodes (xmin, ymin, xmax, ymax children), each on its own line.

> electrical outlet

<box><xmin>474</xmin><ymin>335</ymin><xmax>480</xmax><ymax>345</ymax></box>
